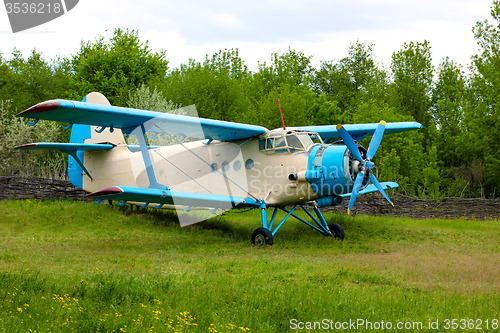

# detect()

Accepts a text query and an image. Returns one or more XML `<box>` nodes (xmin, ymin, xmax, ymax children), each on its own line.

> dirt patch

<box><xmin>342</xmin><ymin>249</ymin><xmax>500</xmax><ymax>292</ymax></box>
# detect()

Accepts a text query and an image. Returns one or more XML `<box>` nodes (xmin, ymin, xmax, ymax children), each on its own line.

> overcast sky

<box><xmin>0</xmin><ymin>0</ymin><xmax>495</xmax><ymax>72</ymax></box>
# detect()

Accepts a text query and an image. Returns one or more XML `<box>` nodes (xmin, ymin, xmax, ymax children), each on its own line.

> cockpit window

<box><xmin>275</xmin><ymin>137</ymin><xmax>286</xmax><ymax>148</ymax></box>
<box><xmin>297</xmin><ymin>134</ymin><xmax>314</xmax><ymax>149</ymax></box>
<box><xmin>286</xmin><ymin>135</ymin><xmax>304</xmax><ymax>149</ymax></box>
<box><xmin>309</xmin><ymin>133</ymin><xmax>323</xmax><ymax>144</ymax></box>
<box><xmin>259</xmin><ymin>131</ymin><xmax>321</xmax><ymax>154</ymax></box>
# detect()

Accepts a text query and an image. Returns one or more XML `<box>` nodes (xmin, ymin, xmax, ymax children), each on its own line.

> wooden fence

<box><xmin>0</xmin><ymin>176</ymin><xmax>87</xmax><ymax>201</ymax></box>
<box><xmin>1</xmin><ymin>176</ymin><xmax>498</xmax><ymax>220</ymax></box>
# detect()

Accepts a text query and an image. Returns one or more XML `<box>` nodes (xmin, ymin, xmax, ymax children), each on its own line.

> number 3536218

<box><xmin>5</xmin><ymin>2</ymin><xmax>62</xmax><ymax>14</ymax></box>
<box><xmin>443</xmin><ymin>319</ymin><xmax>498</xmax><ymax>330</ymax></box>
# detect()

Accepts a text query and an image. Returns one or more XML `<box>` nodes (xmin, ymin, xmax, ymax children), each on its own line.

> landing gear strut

<box><xmin>252</xmin><ymin>202</ymin><xmax>344</xmax><ymax>245</ymax></box>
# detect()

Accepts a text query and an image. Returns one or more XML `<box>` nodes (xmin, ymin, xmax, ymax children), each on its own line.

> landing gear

<box><xmin>252</xmin><ymin>227</ymin><xmax>274</xmax><ymax>245</ymax></box>
<box><xmin>328</xmin><ymin>223</ymin><xmax>345</xmax><ymax>240</ymax></box>
<box><xmin>252</xmin><ymin>203</ymin><xmax>345</xmax><ymax>245</ymax></box>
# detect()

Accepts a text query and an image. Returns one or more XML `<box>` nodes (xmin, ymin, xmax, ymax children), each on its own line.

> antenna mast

<box><xmin>278</xmin><ymin>99</ymin><xmax>286</xmax><ymax>130</ymax></box>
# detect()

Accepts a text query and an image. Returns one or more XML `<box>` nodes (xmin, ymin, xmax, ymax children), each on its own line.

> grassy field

<box><xmin>0</xmin><ymin>199</ymin><xmax>499</xmax><ymax>332</ymax></box>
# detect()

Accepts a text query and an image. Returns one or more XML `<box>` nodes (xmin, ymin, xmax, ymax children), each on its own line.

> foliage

<box><xmin>71</xmin><ymin>28</ymin><xmax>169</xmax><ymax>106</ymax></box>
<box><xmin>0</xmin><ymin>100</ymin><xmax>65</xmax><ymax>178</ymax></box>
<box><xmin>313</xmin><ymin>41</ymin><xmax>380</xmax><ymax>117</ymax></box>
<box><xmin>162</xmin><ymin>49</ymin><xmax>252</xmax><ymax>122</ymax></box>
<box><xmin>390</xmin><ymin>40</ymin><xmax>434</xmax><ymax>137</ymax></box>
<box><xmin>0</xmin><ymin>49</ymin><xmax>74</xmax><ymax>114</ymax></box>
<box><xmin>468</xmin><ymin>0</ymin><xmax>500</xmax><ymax>196</ymax></box>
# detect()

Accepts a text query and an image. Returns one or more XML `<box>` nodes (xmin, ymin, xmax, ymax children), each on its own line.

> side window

<box><xmin>275</xmin><ymin>137</ymin><xmax>286</xmax><ymax>148</ymax></box>
<box><xmin>297</xmin><ymin>133</ymin><xmax>314</xmax><ymax>149</ymax></box>
<box><xmin>309</xmin><ymin>134</ymin><xmax>323</xmax><ymax>144</ymax></box>
<box><xmin>259</xmin><ymin>135</ymin><xmax>291</xmax><ymax>154</ymax></box>
<box><xmin>259</xmin><ymin>139</ymin><xmax>266</xmax><ymax>150</ymax></box>
<box><xmin>286</xmin><ymin>135</ymin><xmax>304</xmax><ymax>149</ymax></box>
<box><xmin>266</xmin><ymin>138</ymin><xmax>274</xmax><ymax>149</ymax></box>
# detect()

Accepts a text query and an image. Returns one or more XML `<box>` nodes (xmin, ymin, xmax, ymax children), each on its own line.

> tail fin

<box><xmin>70</xmin><ymin>92</ymin><xmax>126</xmax><ymax>146</ymax></box>
<box><xmin>69</xmin><ymin>92</ymin><xmax>125</xmax><ymax>189</ymax></box>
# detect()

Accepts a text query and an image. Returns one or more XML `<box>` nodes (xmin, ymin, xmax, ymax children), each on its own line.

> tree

<box><xmin>391</xmin><ymin>41</ymin><xmax>434</xmax><ymax>133</ymax></box>
<box><xmin>467</xmin><ymin>0</ymin><xmax>500</xmax><ymax>197</ymax></box>
<box><xmin>0</xmin><ymin>49</ymin><xmax>74</xmax><ymax>113</ymax></box>
<box><xmin>428</xmin><ymin>58</ymin><xmax>468</xmax><ymax>194</ymax></box>
<box><xmin>247</xmin><ymin>84</ymin><xmax>319</xmax><ymax>129</ymax></box>
<box><xmin>162</xmin><ymin>49</ymin><xmax>252</xmax><ymax>122</ymax></box>
<box><xmin>71</xmin><ymin>28</ymin><xmax>169</xmax><ymax>106</ymax></box>
<box><xmin>0</xmin><ymin>99</ymin><xmax>64</xmax><ymax>178</ymax></box>
<box><xmin>313</xmin><ymin>41</ymin><xmax>380</xmax><ymax>116</ymax></box>
<box><xmin>254</xmin><ymin>47</ymin><xmax>314</xmax><ymax>94</ymax></box>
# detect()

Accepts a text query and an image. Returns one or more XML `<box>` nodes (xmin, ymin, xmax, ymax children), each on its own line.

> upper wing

<box><xmin>16</xmin><ymin>99</ymin><xmax>268</xmax><ymax>141</ymax></box>
<box><xmin>293</xmin><ymin>122</ymin><xmax>422</xmax><ymax>141</ymax></box>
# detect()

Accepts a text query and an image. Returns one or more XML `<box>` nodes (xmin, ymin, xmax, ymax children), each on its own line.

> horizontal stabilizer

<box><xmin>293</xmin><ymin>122</ymin><xmax>422</xmax><ymax>141</ymax></box>
<box><xmin>17</xmin><ymin>99</ymin><xmax>268</xmax><ymax>141</ymax></box>
<box><xmin>86</xmin><ymin>186</ymin><xmax>261</xmax><ymax>210</ymax></box>
<box><xmin>14</xmin><ymin>142</ymin><xmax>113</xmax><ymax>180</ymax></box>
<box><xmin>14</xmin><ymin>142</ymin><xmax>114</xmax><ymax>151</ymax></box>
<box><xmin>340</xmin><ymin>182</ymin><xmax>399</xmax><ymax>198</ymax></box>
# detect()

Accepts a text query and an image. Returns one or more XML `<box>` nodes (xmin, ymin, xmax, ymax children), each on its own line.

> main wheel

<box><xmin>251</xmin><ymin>228</ymin><xmax>274</xmax><ymax>245</ymax></box>
<box><xmin>328</xmin><ymin>223</ymin><xmax>345</xmax><ymax>240</ymax></box>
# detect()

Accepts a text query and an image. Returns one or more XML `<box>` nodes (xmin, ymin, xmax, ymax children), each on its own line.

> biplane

<box><xmin>15</xmin><ymin>92</ymin><xmax>422</xmax><ymax>245</ymax></box>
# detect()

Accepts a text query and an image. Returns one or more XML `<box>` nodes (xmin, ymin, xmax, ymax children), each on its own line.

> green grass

<box><xmin>0</xmin><ymin>199</ymin><xmax>499</xmax><ymax>332</ymax></box>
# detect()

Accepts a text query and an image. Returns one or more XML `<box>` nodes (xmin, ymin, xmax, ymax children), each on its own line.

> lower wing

<box><xmin>86</xmin><ymin>186</ymin><xmax>261</xmax><ymax>210</ymax></box>
<box><xmin>340</xmin><ymin>182</ymin><xmax>399</xmax><ymax>198</ymax></box>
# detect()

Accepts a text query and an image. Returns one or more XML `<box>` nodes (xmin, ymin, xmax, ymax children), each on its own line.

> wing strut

<box><xmin>136</xmin><ymin>124</ymin><xmax>166</xmax><ymax>190</ymax></box>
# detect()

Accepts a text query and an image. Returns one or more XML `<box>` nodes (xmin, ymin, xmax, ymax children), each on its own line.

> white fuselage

<box><xmin>80</xmin><ymin>137</ymin><xmax>320</xmax><ymax>207</ymax></box>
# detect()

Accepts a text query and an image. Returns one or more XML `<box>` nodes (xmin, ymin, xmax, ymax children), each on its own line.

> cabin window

<box><xmin>245</xmin><ymin>159</ymin><xmax>254</xmax><ymax>170</ymax></box>
<box><xmin>259</xmin><ymin>139</ymin><xmax>266</xmax><ymax>150</ymax></box>
<box><xmin>274</xmin><ymin>137</ymin><xmax>288</xmax><ymax>153</ymax></box>
<box><xmin>259</xmin><ymin>131</ymin><xmax>321</xmax><ymax>154</ymax></box>
<box><xmin>266</xmin><ymin>138</ymin><xmax>273</xmax><ymax>149</ymax></box>
<box><xmin>286</xmin><ymin>135</ymin><xmax>304</xmax><ymax>149</ymax></box>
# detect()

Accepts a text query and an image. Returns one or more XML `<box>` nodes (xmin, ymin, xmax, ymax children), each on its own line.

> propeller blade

<box><xmin>336</xmin><ymin>124</ymin><xmax>363</xmax><ymax>161</ymax></box>
<box><xmin>369</xmin><ymin>173</ymin><xmax>394</xmax><ymax>207</ymax></box>
<box><xmin>347</xmin><ymin>171</ymin><xmax>365</xmax><ymax>215</ymax></box>
<box><xmin>366</xmin><ymin>120</ymin><xmax>386</xmax><ymax>160</ymax></box>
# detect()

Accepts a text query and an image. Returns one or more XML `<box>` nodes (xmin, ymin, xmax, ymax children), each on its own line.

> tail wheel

<box><xmin>328</xmin><ymin>223</ymin><xmax>345</xmax><ymax>240</ymax></box>
<box><xmin>252</xmin><ymin>228</ymin><xmax>274</xmax><ymax>246</ymax></box>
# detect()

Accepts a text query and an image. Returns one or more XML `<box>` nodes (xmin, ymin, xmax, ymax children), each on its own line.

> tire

<box><xmin>328</xmin><ymin>223</ymin><xmax>345</xmax><ymax>240</ymax></box>
<box><xmin>251</xmin><ymin>227</ymin><xmax>274</xmax><ymax>245</ymax></box>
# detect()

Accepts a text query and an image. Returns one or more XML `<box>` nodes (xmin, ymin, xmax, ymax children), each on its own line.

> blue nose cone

<box><xmin>306</xmin><ymin>144</ymin><xmax>350</xmax><ymax>198</ymax></box>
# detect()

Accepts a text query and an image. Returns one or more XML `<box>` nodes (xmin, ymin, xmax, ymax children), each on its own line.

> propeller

<box><xmin>337</xmin><ymin>121</ymin><xmax>393</xmax><ymax>215</ymax></box>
